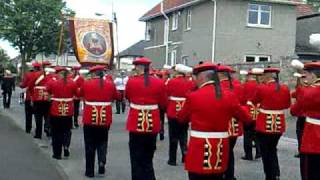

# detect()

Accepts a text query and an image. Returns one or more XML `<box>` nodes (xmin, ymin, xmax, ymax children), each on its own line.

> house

<box><xmin>296</xmin><ymin>13</ymin><xmax>320</xmax><ymax>61</ymax></box>
<box><xmin>139</xmin><ymin>0</ymin><xmax>303</xmax><ymax>68</ymax></box>
<box><xmin>118</xmin><ymin>40</ymin><xmax>151</xmax><ymax>70</ymax></box>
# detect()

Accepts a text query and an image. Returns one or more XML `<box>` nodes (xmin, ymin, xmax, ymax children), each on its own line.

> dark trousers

<box><xmin>296</xmin><ymin>117</ymin><xmax>306</xmax><ymax>151</ymax></box>
<box><xmin>83</xmin><ymin>125</ymin><xmax>110</xmax><ymax>176</ymax></box>
<box><xmin>33</xmin><ymin>101</ymin><xmax>50</xmax><ymax>138</ymax></box>
<box><xmin>256</xmin><ymin>133</ymin><xmax>281</xmax><ymax>180</ymax></box>
<box><xmin>159</xmin><ymin>109</ymin><xmax>165</xmax><ymax>138</ymax></box>
<box><xmin>116</xmin><ymin>90</ymin><xmax>125</xmax><ymax>114</ymax></box>
<box><xmin>168</xmin><ymin>119</ymin><xmax>188</xmax><ymax>163</ymax></box>
<box><xmin>2</xmin><ymin>91</ymin><xmax>12</xmax><ymax>108</ymax></box>
<box><xmin>243</xmin><ymin>124</ymin><xmax>261</xmax><ymax>159</ymax></box>
<box><xmin>189</xmin><ymin>172</ymin><xmax>223</xmax><ymax>180</ymax></box>
<box><xmin>73</xmin><ymin>100</ymin><xmax>80</xmax><ymax>126</ymax></box>
<box><xmin>225</xmin><ymin>137</ymin><xmax>237</xmax><ymax>180</ymax></box>
<box><xmin>300</xmin><ymin>154</ymin><xmax>320</xmax><ymax>180</ymax></box>
<box><xmin>129</xmin><ymin>133</ymin><xmax>157</xmax><ymax>180</ymax></box>
<box><xmin>50</xmin><ymin>116</ymin><xmax>72</xmax><ymax>158</ymax></box>
<box><xmin>25</xmin><ymin>100</ymin><xmax>33</xmax><ymax>133</ymax></box>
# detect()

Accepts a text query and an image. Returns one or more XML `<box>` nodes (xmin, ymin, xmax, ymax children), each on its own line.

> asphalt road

<box><xmin>0</xmin><ymin>114</ymin><xmax>65</xmax><ymax>180</ymax></box>
<box><xmin>0</xmin><ymin>90</ymin><xmax>302</xmax><ymax>180</ymax></box>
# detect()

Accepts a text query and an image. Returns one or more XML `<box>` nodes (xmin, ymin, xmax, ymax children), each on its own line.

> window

<box><xmin>170</xmin><ymin>50</ymin><xmax>177</xmax><ymax>66</ymax></box>
<box><xmin>186</xmin><ymin>9</ymin><xmax>192</xmax><ymax>30</ymax></box>
<box><xmin>245</xmin><ymin>55</ymin><xmax>271</xmax><ymax>63</ymax></box>
<box><xmin>172</xmin><ymin>13</ymin><xmax>178</xmax><ymax>31</ymax></box>
<box><xmin>247</xmin><ymin>4</ymin><xmax>271</xmax><ymax>27</ymax></box>
<box><xmin>145</xmin><ymin>22</ymin><xmax>152</xmax><ymax>41</ymax></box>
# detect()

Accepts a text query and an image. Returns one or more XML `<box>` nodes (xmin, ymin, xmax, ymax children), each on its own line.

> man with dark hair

<box><xmin>291</xmin><ymin>62</ymin><xmax>320</xmax><ymax>180</ymax></box>
<box><xmin>252</xmin><ymin>68</ymin><xmax>291</xmax><ymax>180</ymax></box>
<box><xmin>125</xmin><ymin>57</ymin><xmax>167</xmax><ymax>180</ymax></box>
<box><xmin>1</xmin><ymin>70</ymin><xmax>15</xmax><ymax>108</ymax></box>
<box><xmin>177</xmin><ymin>62</ymin><xmax>251</xmax><ymax>180</ymax></box>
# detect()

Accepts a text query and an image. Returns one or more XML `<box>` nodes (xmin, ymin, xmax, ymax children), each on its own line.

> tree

<box><xmin>0</xmin><ymin>0</ymin><xmax>74</xmax><ymax>74</ymax></box>
<box><xmin>306</xmin><ymin>0</ymin><xmax>320</xmax><ymax>11</ymax></box>
<box><xmin>0</xmin><ymin>48</ymin><xmax>11</xmax><ymax>75</ymax></box>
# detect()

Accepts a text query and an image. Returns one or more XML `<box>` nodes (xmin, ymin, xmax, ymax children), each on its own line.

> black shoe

<box><xmin>241</xmin><ymin>156</ymin><xmax>253</xmax><ymax>161</ymax></box>
<box><xmin>52</xmin><ymin>155</ymin><xmax>62</xmax><ymax>160</ymax></box>
<box><xmin>294</xmin><ymin>153</ymin><xmax>300</xmax><ymax>158</ymax></box>
<box><xmin>74</xmin><ymin>124</ymin><xmax>79</xmax><ymax>128</ymax></box>
<box><xmin>160</xmin><ymin>134</ymin><xmax>164</xmax><ymax>141</ymax></box>
<box><xmin>64</xmin><ymin>149</ymin><xmax>70</xmax><ymax>157</ymax></box>
<box><xmin>33</xmin><ymin>135</ymin><xmax>41</xmax><ymax>139</ymax></box>
<box><xmin>98</xmin><ymin>166</ymin><xmax>105</xmax><ymax>175</ymax></box>
<box><xmin>26</xmin><ymin>130</ymin><xmax>31</xmax><ymax>134</ymax></box>
<box><xmin>255</xmin><ymin>154</ymin><xmax>262</xmax><ymax>159</ymax></box>
<box><xmin>167</xmin><ymin>161</ymin><xmax>177</xmax><ymax>166</ymax></box>
<box><xmin>85</xmin><ymin>172</ymin><xmax>94</xmax><ymax>178</ymax></box>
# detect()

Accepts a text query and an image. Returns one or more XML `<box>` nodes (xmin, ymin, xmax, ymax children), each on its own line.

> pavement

<box><xmin>0</xmin><ymin>89</ymin><xmax>301</xmax><ymax>180</ymax></box>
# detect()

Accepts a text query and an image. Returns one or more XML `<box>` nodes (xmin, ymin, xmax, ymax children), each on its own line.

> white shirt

<box><xmin>114</xmin><ymin>76</ymin><xmax>128</xmax><ymax>91</ymax></box>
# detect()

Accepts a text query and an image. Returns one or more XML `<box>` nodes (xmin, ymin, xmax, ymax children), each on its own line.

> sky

<box><xmin>0</xmin><ymin>0</ymin><xmax>159</xmax><ymax>58</ymax></box>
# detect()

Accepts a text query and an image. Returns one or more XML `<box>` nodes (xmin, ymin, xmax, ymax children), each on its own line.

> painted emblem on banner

<box><xmin>69</xmin><ymin>18</ymin><xmax>114</xmax><ymax>67</ymax></box>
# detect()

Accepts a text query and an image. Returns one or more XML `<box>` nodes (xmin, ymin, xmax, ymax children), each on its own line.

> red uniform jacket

<box><xmin>252</xmin><ymin>81</ymin><xmax>291</xmax><ymax>134</ymax></box>
<box><xmin>166</xmin><ymin>76</ymin><xmax>195</xmax><ymax>119</ymax></box>
<box><xmin>47</xmin><ymin>78</ymin><xmax>77</xmax><ymax>117</ymax></box>
<box><xmin>80</xmin><ymin>78</ymin><xmax>120</xmax><ymax>127</ymax></box>
<box><xmin>29</xmin><ymin>71</ymin><xmax>58</xmax><ymax>102</ymax></box>
<box><xmin>220</xmin><ymin>79</ymin><xmax>245</xmax><ymax>137</ymax></box>
<box><xmin>177</xmin><ymin>83</ymin><xmax>251</xmax><ymax>174</ymax></box>
<box><xmin>19</xmin><ymin>71</ymin><xmax>34</xmax><ymax>101</ymax></box>
<box><xmin>68</xmin><ymin>74</ymin><xmax>85</xmax><ymax>100</ymax></box>
<box><xmin>243</xmin><ymin>80</ymin><xmax>260</xmax><ymax>121</ymax></box>
<box><xmin>125</xmin><ymin>75</ymin><xmax>167</xmax><ymax>134</ymax></box>
<box><xmin>291</xmin><ymin>85</ymin><xmax>320</xmax><ymax>154</ymax></box>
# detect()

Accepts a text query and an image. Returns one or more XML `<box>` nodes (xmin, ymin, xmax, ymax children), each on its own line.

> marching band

<box><xmin>17</xmin><ymin>58</ymin><xmax>320</xmax><ymax>180</ymax></box>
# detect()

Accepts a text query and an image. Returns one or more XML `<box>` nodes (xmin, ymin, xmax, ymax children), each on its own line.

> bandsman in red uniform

<box><xmin>19</xmin><ymin>62</ymin><xmax>41</xmax><ymax>133</ymax></box>
<box><xmin>28</xmin><ymin>62</ymin><xmax>57</xmax><ymax>139</ymax></box>
<box><xmin>217</xmin><ymin>65</ymin><xmax>245</xmax><ymax>180</ymax></box>
<box><xmin>290</xmin><ymin>62</ymin><xmax>320</xmax><ymax>180</ymax></box>
<box><xmin>251</xmin><ymin>67</ymin><xmax>291</xmax><ymax>180</ymax></box>
<box><xmin>291</xmin><ymin>60</ymin><xmax>308</xmax><ymax>158</ymax></box>
<box><xmin>46</xmin><ymin>66</ymin><xmax>77</xmax><ymax>159</ymax></box>
<box><xmin>68</xmin><ymin>66</ymin><xmax>85</xmax><ymax>128</ymax></box>
<box><xmin>241</xmin><ymin>69</ymin><xmax>262</xmax><ymax>161</ymax></box>
<box><xmin>125</xmin><ymin>58</ymin><xmax>167</xmax><ymax>180</ymax></box>
<box><xmin>177</xmin><ymin>62</ymin><xmax>251</xmax><ymax>180</ymax></box>
<box><xmin>80</xmin><ymin>65</ymin><xmax>120</xmax><ymax>178</ymax></box>
<box><xmin>166</xmin><ymin>64</ymin><xmax>194</xmax><ymax>166</ymax></box>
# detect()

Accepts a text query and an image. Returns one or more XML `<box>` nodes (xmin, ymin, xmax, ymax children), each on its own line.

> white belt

<box><xmin>35</xmin><ymin>86</ymin><xmax>46</xmax><ymax>90</ymax></box>
<box><xmin>259</xmin><ymin>109</ymin><xmax>284</xmax><ymax>115</ymax></box>
<box><xmin>85</xmin><ymin>101</ymin><xmax>112</xmax><ymax>106</ymax></box>
<box><xmin>306</xmin><ymin>117</ymin><xmax>320</xmax><ymax>126</ymax></box>
<box><xmin>190</xmin><ymin>131</ymin><xmax>229</xmax><ymax>139</ymax></box>
<box><xmin>247</xmin><ymin>101</ymin><xmax>254</xmax><ymax>106</ymax></box>
<box><xmin>169</xmin><ymin>96</ymin><xmax>186</xmax><ymax>101</ymax></box>
<box><xmin>130</xmin><ymin>103</ymin><xmax>158</xmax><ymax>110</ymax></box>
<box><xmin>51</xmin><ymin>98</ymin><xmax>73</xmax><ymax>102</ymax></box>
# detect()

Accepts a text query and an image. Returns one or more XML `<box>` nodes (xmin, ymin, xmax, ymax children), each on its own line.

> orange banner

<box><xmin>69</xmin><ymin>18</ymin><xmax>114</xmax><ymax>67</ymax></box>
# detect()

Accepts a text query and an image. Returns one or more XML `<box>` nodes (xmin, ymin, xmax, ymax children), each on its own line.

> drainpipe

<box><xmin>161</xmin><ymin>2</ymin><xmax>170</xmax><ymax>65</ymax></box>
<box><xmin>211</xmin><ymin>0</ymin><xmax>217</xmax><ymax>63</ymax></box>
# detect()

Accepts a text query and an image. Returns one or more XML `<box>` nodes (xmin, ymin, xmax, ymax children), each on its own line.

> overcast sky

<box><xmin>0</xmin><ymin>0</ymin><xmax>159</xmax><ymax>58</ymax></box>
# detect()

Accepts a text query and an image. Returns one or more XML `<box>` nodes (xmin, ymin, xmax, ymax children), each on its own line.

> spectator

<box><xmin>1</xmin><ymin>70</ymin><xmax>15</xmax><ymax>108</ymax></box>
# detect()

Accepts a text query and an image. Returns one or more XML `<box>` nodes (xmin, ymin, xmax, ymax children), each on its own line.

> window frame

<box><xmin>247</xmin><ymin>3</ymin><xmax>272</xmax><ymax>28</ymax></box>
<box><xmin>170</xmin><ymin>50</ymin><xmax>177</xmax><ymax>66</ymax></box>
<box><xmin>245</xmin><ymin>55</ymin><xmax>271</xmax><ymax>63</ymax></box>
<box><xmin>172</xmin><ymin>13</ymin><xmax>179</xmax><ymax>31</ymax></box>
<box><xmin>145</xmin><ymin>22</ymin><xmax>152</xmax><ymax>41</ymax></box>
<box><xmin>186</xmin><ymin>9</ymin><xmax>192</xmax><ymax>30</ymax></box>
